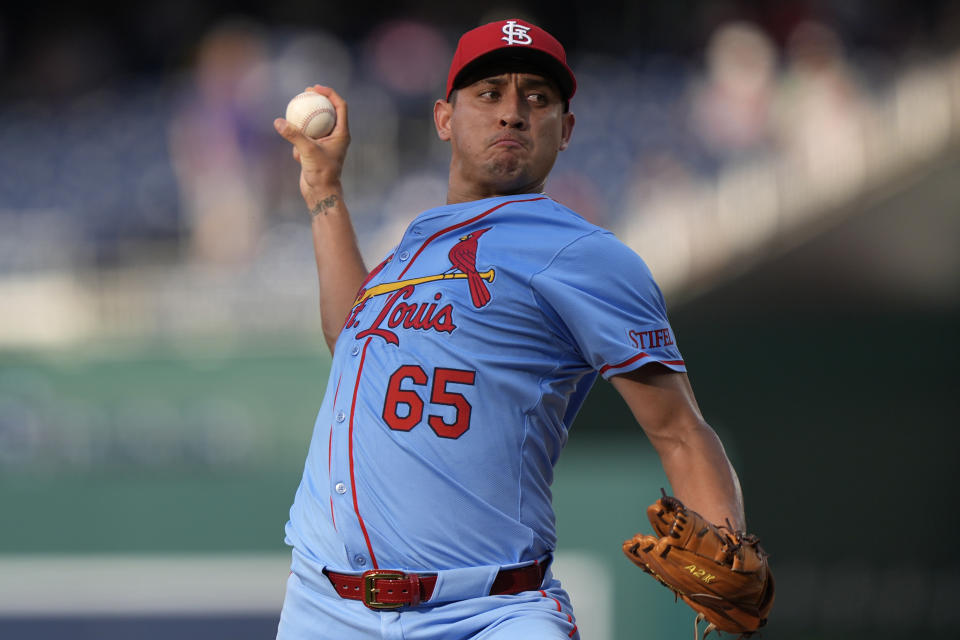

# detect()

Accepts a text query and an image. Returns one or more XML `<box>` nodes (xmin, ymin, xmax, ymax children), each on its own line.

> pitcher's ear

<box><xmin>434</xmin><ymin>99</ymin><xmax>453</xmax><ymax>141</ymax></box>
<box><xmin>559</xmin><ymin>111</ymin><xmax>575</xmax><ymax>151</ymax></box>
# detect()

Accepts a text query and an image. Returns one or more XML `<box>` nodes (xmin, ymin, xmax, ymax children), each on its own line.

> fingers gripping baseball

<box><xmin>274</xmin><ymin>85</ymin><xmax>351</xmax><ymax>206</ymax></box>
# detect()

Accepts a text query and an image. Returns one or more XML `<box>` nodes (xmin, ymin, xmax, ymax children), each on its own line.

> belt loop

<box><xmin>426</xmin><ymin>564</ymin><xmax>500</xmax><ymax>603</ymax></box>
<box><xmin>406</xmin><ymin>573</ymin><xmax>422</xmax><ymax>607</ymax></box>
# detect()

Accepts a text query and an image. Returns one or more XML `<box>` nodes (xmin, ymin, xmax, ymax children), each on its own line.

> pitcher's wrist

<box><xmin>308</xmin><ymin>193</ymin><xmax>342</xmax><ymax>218</ymax></box>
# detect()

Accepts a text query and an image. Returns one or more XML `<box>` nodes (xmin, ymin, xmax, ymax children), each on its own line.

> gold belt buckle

<box><xmin>362</xmin><ymin>570</ymin><xmax>407</xmax><ymax>610</ymax></box>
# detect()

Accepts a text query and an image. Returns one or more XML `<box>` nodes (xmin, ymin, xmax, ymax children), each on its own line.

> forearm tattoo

<box><xmin>310</xmin><ymin>194</ymin><xmax>339</xmax><ymax>217</ymax></box>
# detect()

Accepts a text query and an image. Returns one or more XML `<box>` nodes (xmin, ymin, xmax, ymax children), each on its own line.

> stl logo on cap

<box><xmin>501</xmin><ymin>20</ymin><xmax>533</xmax><ymax>46</ymax></box>
<box><xmin>445</xmin><ymin>18</ymin><xmax>577</xmax><ymax>101</ymax></box>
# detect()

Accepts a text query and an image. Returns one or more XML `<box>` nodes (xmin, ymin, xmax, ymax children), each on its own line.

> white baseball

<box><xmin>285</xmin><ymin>92</ymin><xmax>336</xmax><ymax>138</ymax></box>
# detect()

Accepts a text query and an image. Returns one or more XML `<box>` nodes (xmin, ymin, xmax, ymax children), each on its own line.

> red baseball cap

<box><xmin>446</xmin><ymin>19</ymin><xmax>577</xmax><ymax>102</ymax></box>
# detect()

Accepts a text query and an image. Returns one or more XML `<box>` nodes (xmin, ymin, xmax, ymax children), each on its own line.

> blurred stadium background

<box><xmin>1</xmin><ymin>1</ymin><xmax>958</xmax><ymax>638</ymax></box>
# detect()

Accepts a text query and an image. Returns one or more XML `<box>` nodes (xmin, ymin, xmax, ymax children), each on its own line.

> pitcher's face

<box><xmin>435</xmin><ymin>72</ymin><xmax>575</xmax><ymax>199</ymax></box>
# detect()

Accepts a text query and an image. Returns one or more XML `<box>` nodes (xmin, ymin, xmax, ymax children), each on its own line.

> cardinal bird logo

<box><xmin>447</xmin><ymin>227</ymin><xmax>492</xmax><ymax>308</ymax></box>
<box><xmin>342</xmin><ymin>227</ymin><xmax>496</xmax><ymax>345</ymax></box>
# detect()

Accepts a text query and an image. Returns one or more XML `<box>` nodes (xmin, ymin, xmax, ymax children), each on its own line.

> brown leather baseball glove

<box><xmin>622</xmin><ymin>493</ymin><xmax>774</xmax><ymax>639</ymax></box>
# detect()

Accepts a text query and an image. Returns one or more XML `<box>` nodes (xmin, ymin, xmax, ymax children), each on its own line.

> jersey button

<box><xmin>350</xmin><ymin>344</ymin><xmax>360</xmax><ymax>356</ymax></box>
<box><xmin>355</xmin><ymin>555</ymin><xmax>367</xmax><ymax>566</ymax></box>
<box><xmin>398</xmin><ymin>251</ymin><xmax>410</xmax><ymax>261</ymax></box>
<box><xmin>336</xmin><ymin>411</ymin><xmax>346</xmax><ymax>423</ymax></box>
<box><xmin>334</xmin><ymin>482</ymin><xmax>347</xmax><ymax>495</ymax></box>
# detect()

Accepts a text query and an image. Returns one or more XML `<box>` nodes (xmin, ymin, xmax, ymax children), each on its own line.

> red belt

<box><xmin>325</xmin><ymin>562</ymin><xmax>547</xmax><ymax>610</ymax></box>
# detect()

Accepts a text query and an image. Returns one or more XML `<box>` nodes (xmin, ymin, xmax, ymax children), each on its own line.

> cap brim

<box><xmin>448</xmin><ymin>48</ymin><xmax>575</xmax><ymax>101</ymax></box>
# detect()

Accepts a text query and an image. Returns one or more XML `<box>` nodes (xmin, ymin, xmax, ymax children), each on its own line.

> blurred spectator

<box><xmin>772</xmin><ymin>21</ymin><xmax>871</xmax><ymax>199</ymax></box>
<box><xmin>168</xmin><ymin>18</ymin><xmax>273</xmax><ymax>265</ymax></box>
<box><xmin>689</xmin><ymin>21</ymin><xmax>778</xmax><ymax>164</ymax></box>
<box><xmin>363</xmin><ymin>20</ymin><xmax>450</xmax><ymax>98</ymax></box>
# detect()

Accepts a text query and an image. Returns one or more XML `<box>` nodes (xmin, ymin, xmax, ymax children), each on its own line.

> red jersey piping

<box><xmin>539</xmin><ymin>590</ymin><xmax>578</xmax><ymax>637</ymax></box>
<box><xmin>328</xmin><ymin>374</ymin><xmax>343</xmax><ymax>530</ymax></box>
<box><xmin>397</xmin><ymin>197</ymin><xmax>547</xmax><ymax>279</ymax></box>
<box><xmin>599</xmin><ymin>352</ymin><xmax>685</xmax><ymax>375</ymax></box>
<box><xmin>349</xmin><ymin>338</ymin><xmax>379</xmax><ymax>569</ymax></box>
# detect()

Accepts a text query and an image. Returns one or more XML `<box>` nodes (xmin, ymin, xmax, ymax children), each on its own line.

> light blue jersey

<box><xmin>279</xmin><ymin>195</ymin><xmax>684</xmax><ymax>638</ymax></box>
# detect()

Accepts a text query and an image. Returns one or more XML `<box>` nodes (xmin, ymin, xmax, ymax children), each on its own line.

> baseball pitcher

<box><xmin>273</xmin><ymin>18</ymin><xmax>772</xmax><ymax>640</ymax></box>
